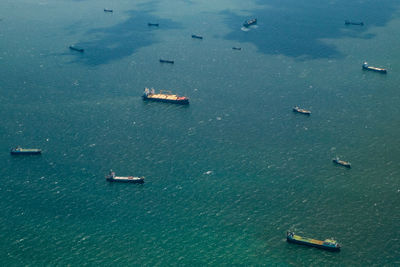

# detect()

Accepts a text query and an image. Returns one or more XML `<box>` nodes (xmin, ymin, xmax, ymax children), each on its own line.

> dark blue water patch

<box><xmin>222</xmin><ymin>0</ymin><xmax>398</xmax><ymax>59</ymax></box>
<box><xmin>68</xmin><ymin>10</ymin><xmax>181</xmax><ymax>65</ymax></box>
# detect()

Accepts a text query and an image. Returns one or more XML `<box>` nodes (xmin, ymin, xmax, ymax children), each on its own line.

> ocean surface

<box><xmin>1</xmin><ymin>0</ymin><xmax>400</xmax><ymax>265</ymax></box>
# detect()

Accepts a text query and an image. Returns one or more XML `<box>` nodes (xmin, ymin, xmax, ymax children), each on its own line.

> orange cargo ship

<box><xmin>142</xmin><ymin>88</ymin><xmax>189</xmax><ymax>104</ymax></box>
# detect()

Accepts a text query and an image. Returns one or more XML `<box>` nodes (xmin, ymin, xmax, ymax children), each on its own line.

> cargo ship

<box><xmin>362</xmin><ymin>62</ymin><xmax>387</xmax><ymax>73</ymax></box>
<box><xmin>232</xmin><ymin>47</ymin><xmax>242</xmax><ymax>50</ymax></box>
<box><xmin>106</xmin><ymin>170</ymin><xmax>144</xmax><ymax>184</ymax></box>
<box><xmin>142</xmin><ymin>88</ymin><xmax>189</xmax><ymax>104</ymax></box>
<box><xmin>345</xmin><ymin>20</ymin><xmax>364</xmax><ymax>26</ymax></box>
<box><xmin>10</xmin><ymin>147</ymin><xmax>41</xmax><ymax>155</ymax></box>
<box><xmin>333</xmin><ymin>157</ymin><xmax>351</xmax><ymax>168</ymax></box>
<box><xmin>159</xmin><ymin>59</ymin><xmax>174</xmax><ymax>64</ymax></box>
<box><xmin>69</xmin><ymin>45</ymin><xmax>84</xmax><ymax>52</ymax></box>
<box><xmin>104</xmin><ymin>8</ymin><xmax>113</xmax><ymax>12</ymax></box>
<box><xmin>243</xmin><ymin>18</ymin><xmax>257</xmax><ymax>27</ymax></box>
<box><xmin>191</xmin><ymin>34</ymin><xmax>203</xmax><ymax>39</ymax></box>
<box><xmin>287</xmin><ymin>231</ymin><xmax>341</xmax><ymax>251</ymax></box>
<box><xmin>148</xmin><ymin>23</ymin><xmax>159</xmax><ymax>27</ymax></box>
<box><xmin>293</xmin><ymin>106</ymin><xmax>311</xmax><ymax>115</ymax></box>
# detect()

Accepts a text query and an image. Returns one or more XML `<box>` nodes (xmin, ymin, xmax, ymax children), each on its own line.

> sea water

<box><xmin>0</xmin><ymin>0</ymin><xmax>399</xmax><ymax>265</ymax></box>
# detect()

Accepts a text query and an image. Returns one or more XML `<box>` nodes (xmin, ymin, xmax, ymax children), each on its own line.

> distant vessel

<box><xmin>159</xmin><ymin>59</ymin><xmax>174</xmax><ymax>64</ymax></box>
<box><xmin>232</xmin><ymin>47</ymin><xmax>242</xmax><ymax>50</ymax></box>
<box><xmin>104</xmin><ymin>9</ymin><xmax>113</xmax><ymax>12</ymax></box>
<box><xmin>287</xmin><ymin>231</ymin><xmax>341</xmax><ymax>251</ymax></box>
<box><xmin>69</xmin><ymin>46</ymin><xmax>84</xmax><ymax>52</ymax></box>
<box><xmin>293</xmin><ymin>106</ymin><xmax>311</xmax><ymax>115</ymax></box>
<box><xmin>333</xmin><ymin>157</ymin><xmax>351</xmax><ymax>168</ymax></box>
<box><xmin>345</xmin><ymin>20</ymin><xmax>363</xmax><ymax>26</ymax></box>
<box><xmin>142</xmin><ymin>88</ymin><xmax>189</xmax><ymax>105</ymax></box>
<box><xmin>243</xmin><ymin>18</ymin><xmax>257</xmax><ymax>27</ymax></box>
<box><xmin>10</xmin><ymin>147</ymin><xmax>41</xmax><ymax>155</ymax></box>
<box><xmin>191</xmin><ymin>35</ymin><xmax>203</xmax><ymax>39</ymax></box>
<box><xmin>148</xmin><ymin>23</ymin><xmax>159</xmax><ymax>27</ymax></box>
<box><xmin>362</xmin><ymin>62</ymin><xmax>387</xmax><ymax>73</ymax></box>
<box><xmin>106</xmin><ymin>170</ymin><xmax>144</xmax><ymax>184</ymax></box>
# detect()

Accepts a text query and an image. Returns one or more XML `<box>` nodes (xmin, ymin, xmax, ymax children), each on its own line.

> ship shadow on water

<box><xmin>67</xmin><ymin>9</ymin><xmax>181</xmax><ymax>66</ymax></box>
<box><xmin>222</xmin><ymin>0</ymin><xmax>397</xmax><ymax>60</ymax></box>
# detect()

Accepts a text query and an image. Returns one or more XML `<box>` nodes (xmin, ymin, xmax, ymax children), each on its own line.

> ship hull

<box><xmin>106</xmin><ymin>178</ymin><xmax>144</xmax><ymax>184</ymax></box>
<box><xmin>287</xmin><ymin>237</ymin><xmax>340</xmax><ymax>251</ymax></box>
<box><xmin>333</xmin><ymin>160</ymin><xmax>351</xmax><ymax>168</ymax></box>
<box><xmin>362</xmin><ymin>65</ymin><xmax>387</xmax><ymax>73</ymax></box>
<box><xmin>10</xmin><ymin>150</ymin><xmax>41</xmax><ymax>155</ymax></box>
<box><xmin>142</xmin><ymin>96</ymin><xmax>189</xmax><ymax>105</ymax></box>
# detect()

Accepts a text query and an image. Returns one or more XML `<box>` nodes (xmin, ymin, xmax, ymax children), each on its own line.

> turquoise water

<box><xmin>1</xmin><ymin>0</ymin><xmax>400</xmax><ymax>265</ymax></box>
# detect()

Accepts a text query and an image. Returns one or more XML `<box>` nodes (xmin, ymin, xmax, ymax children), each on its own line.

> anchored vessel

<box><xmin>333</xmin><ymin>157</ymin><xmax>351</xmax><ymax>168</ymax></box>
<box><xmin>104</xmin><ymin>9</ymin><xmax>113</xmax><ymax>12</ymax></box>
<box><xmin>148</xmin><ymin>23</ymin><xmax>159</xmax><ymax>27</ymax></box>
<box><xmin>143</xmin><ymin>88</ymin><xmax>189</xmax><ymax>104</ymax></box>
<box><xmin>362</xmin><ymin>62</ymin><xmax>387</xmax><ymax>73</ymax></box>
<box><xmin>191</xmin><ymin>35</ymin><xmax>203</xmax><ymax>39</ymax></box>
<box><xmin>293</xmin><ymin>106</ymin><xmax>311</xmax><ymax>115</ymax></box>
<box><xmin>243</xmin><ymin>18</ymin><xmax>257</xmax><ymax>27</ymax></box>
<box><xmin>106</xmin><ymin>170</ymin><xmax>144</xmax><ymax>184</ymax></box>
<box><xmin>10</xmin><ymin>147</ymin><xmax>41</xmax><ymax>155</ymax></box>
<box><xmin>69</xmin><ymin>46</ymin><xmax>84</xmax><ymax>52</ymax></box>
<box><xmin>159</xmin><ymin>59</ymin><xmax>174</xmax><ymax>64</ymax></box>
<box><xmin>345</xmin><ymin>20</ymin><xmax>364</xmax><ymax>26</ymax></box>
<box><xmin>287</xmin><ymin>232</ymin><xmax>341</xmax><ymax>251</ymax></box>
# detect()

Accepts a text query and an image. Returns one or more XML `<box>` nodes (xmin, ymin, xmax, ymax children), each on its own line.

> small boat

<box><xmin>232</xmin><ymin>47</ymin><xmax>242</xmax><ymax>50</ymax></box>
<box><xmin>159</xmin><ymin>59</ymin><xmax>174</xmax><ymax>64</ymax></box>
<box><xmin>293</xmin><ymin>106</ymin><xmax>311</xmax><ymax>115</ymax></box>
<box><xmin>69</xmin><ymin>46</ymin><xmax>84</xmax><ymax>52</ymax></box>
<box><xmin>104</xmin><ymin>9</ymin><xmax>113</xmax><ymax>12</ymax></box>
<box><xmin>287</xmin><ymin>231</ymin><xmax>341</xmax><ymax>252</ymax></box>
<box><xmin>106</xmin><ymin>170</ymin><xmax>144</xmax><ymax>184</ymax></box>
<box><xmin>143</xmin><ymin>88</ymin><xmax>189</xmax><ymax>105</ymax></box>
<box><xmin>148</xmin><ymin>23</ymin><xmax>159</xmax><ymax>27</ymax></box>
<box><xmin>362</xmin><ymin>62</ymin><xmax>387</xmax><ymax>73</ymax></box>
<box><xmin>10</xmin><ymin>147</ymin><xmax>41</xmax><ymax>155</ymax></box>
<box><xmin>345</xmin><ymin>20</ymin><xmax>364</xmax><ymax>26</ymax></box>
<box><xmin>333</xmin><ymin>157</ymin><xmax>351</xmax><ymax>168</ymax></box>
<box><xmin>243</xmin><ymin>18</ymin><xmax>257</xmax><ymax>27</ymax></box>
<box><xmin>191</xmin><ymin>35</ymin><xmax>203</xmax><ymax>39</ymax></box>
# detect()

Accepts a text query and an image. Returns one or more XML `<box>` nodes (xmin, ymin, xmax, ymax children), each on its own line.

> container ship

<box><xmin>362</xmin><ymin>62</ymin><xmax>387</xmax><ymax>73</ymax></box>
<box><xmin>106</xmin><ymin>170</ymin><xmax>144</xmax><ymax>184</ymax></box>
<box><xmin>191</xmin><ymin>34</ymin><xmax>203</xmax><ymax>39</ymax></box>
<box><xmin>293</xmin><ymin>106</ymin><xmax>311</xmax><ymax>115</ymax></box>
<box><xmin>333</xmin><ymin>157</ymin><xmax>351</xmax><ymax>168</ymax></box>
<box><xmin>243</xmin><ymin>18</ymin><xmax>257</xmax><ymax>27</ymax></box>
<box><xmin>345</xmin><ymin>20</ymin><xmax>364</xmax><ymax>26</ymax></box>
<box><xmin>287</xmin><ymin>231</ymin><xmax>341</xmax><ymax>251</ymax></box>
<box><xmin>69</xmin><ymin>46</ymin><xmax>84</xmax><ymax>52</ymax></box>
<box><xmin>10</xmin><ymin>147</ymin><xmax>41</xmax><ymax>155</ymax></box>
<box><xmin>142</xmin><ymin>88</ymin><xmax>189</xmax><ymax>104</ymax></box>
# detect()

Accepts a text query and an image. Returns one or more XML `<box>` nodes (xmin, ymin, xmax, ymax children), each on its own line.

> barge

<box><xmin>345</xmin><ymin>20</ymin><xmax>364</xmax><ymax>26</ymax></box>
<box><xmin>191</xmin><ymin>35</ymin><xmax>203</xmax><ymax>39</ymax></box>
<box><xmin>243</xmin><ymin>18</ymin><xmax>257</xmax><ymax>27</ymax></box>
<box><xmin>293</xmin><ymin>106</ymin><xmax>311</xmax><ymax>115</ymax></box>
<box><xmin>333</xmin><ymin>157</ymin><xmax>351</xmax><ymax>168</ymax></box>
<box><xmin>287</xmin><ymin>231</ymin><xmax>340</xmax><ymax>251</ymax></box>
<box><xmin>142</xmin><ymin>88</ymin><xmax>189</xmax><ymax>104</ymax></box>
<box><xmin>69</xmin><ymin>45</ymin><xmax>84</xmax><ymax>52</ymax></box>
<box><xmin>106</xmin><ymin>170</ymin><xmax>144</xmax><ymax>184</ymax></box>
<box><xmin>362</xmin><ymin>62</ymin><xmax>387</xmax><ymax>73</ymax></box>
<box><xmin>10</xmin><ymin>147</ymin><xmax>41</xmax><ymax>155</ymax></box>
<box><xmin>159</xmin><ymin>59</ymin><xmax>174</xmax><ymax>64</ymax></box>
